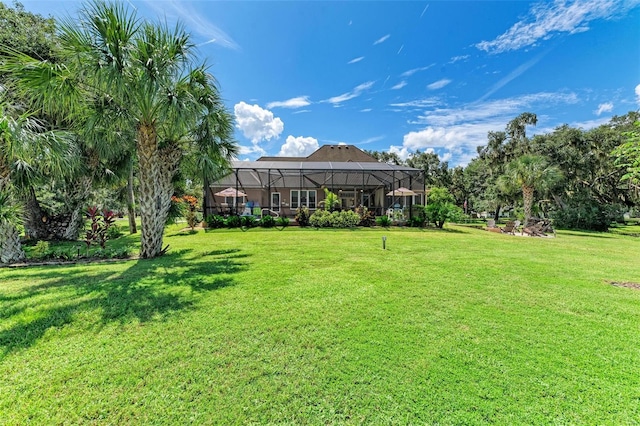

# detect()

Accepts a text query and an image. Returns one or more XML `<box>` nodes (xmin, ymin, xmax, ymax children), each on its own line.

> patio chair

<box><xmin>523</xmin><ymin>222</ymin><xmax>546</xmax><ymax>237</ymax></box>
<box><xmin>501</xmin><ymin>220</ymin><xmax>517</xmax><ymax>234</ymax></box>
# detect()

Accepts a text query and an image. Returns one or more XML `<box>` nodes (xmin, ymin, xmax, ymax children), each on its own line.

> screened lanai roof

<box><xmin>213</xmin><ymin>160</ymin><xmax>425</xmax><ymax>190</ymax></box>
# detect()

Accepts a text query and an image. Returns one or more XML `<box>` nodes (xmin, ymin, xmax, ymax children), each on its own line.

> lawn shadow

<box><xmin>0</xmin><ymin>248</ymin><xmax>248</xmax><ymax>357</ymax></box>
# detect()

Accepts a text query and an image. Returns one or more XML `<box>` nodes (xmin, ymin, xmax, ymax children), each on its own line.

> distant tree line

<box><xmin>368</xmin><ymin>111</ymin><xmax>640</xmax><ymax>231</ymax></box>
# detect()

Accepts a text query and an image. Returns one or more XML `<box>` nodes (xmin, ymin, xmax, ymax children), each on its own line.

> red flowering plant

<box><xmin>85</xmin><ymin>207</ymin><xmax>117</xmax><ymax>253</ymax></box>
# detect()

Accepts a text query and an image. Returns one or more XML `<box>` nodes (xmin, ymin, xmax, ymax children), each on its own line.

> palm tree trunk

<box><xmin>23</xmin><ymin>186</ymin><xmax>48</xmax><ymax>240</ymax></box>
<box><xmin>137</xmin><ymin>123</ymin><xmax>164</xmax><ymax>259</ymax></box>
<box><xmin>127</xmin><ymin>162</ymin><xmax>137</xmax><ymax>234</ymax></box>
<box><xmin>0</xmin><ymin>219</ymin><xmax>25</xmax><ymax>263</ymax></box>
<box><xmin>523</xmin><ymin>185</ymin><xmax>534</xmax><ymax>224</ymax></box>
<box><xmin>62</xmin><ymin>205</ymin><xmax>83</xmax><ymax>240</ymax></box>
<box><xmin>0</xmin><ymin>177</ymin><xmax>25</xmax><ymax>264</ymax></box>
<box><xmin>62</xmin><ymin>176</ymin><xmax>91</xmax><ymax>241</ymax></box>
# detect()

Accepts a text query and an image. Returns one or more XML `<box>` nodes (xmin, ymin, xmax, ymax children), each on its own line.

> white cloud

<box><xmin>360</xmin><ymin>108</ymin><xmax>372</xmax><ymax>112</ymax></box>
<box><xmin>323</xmin><ymin>81</ymin><xmax>375</xmax><ymax>105</ymax></box>
<box><xmin>357</xmin><ymin>135</ymin><xmax>385</xmax><ymax>145</ymax></box>
<box><xmin>635</xmin><ymin>83</ymin><xmax>640</xmax><ymax>105</ymax></box>
<box><xmin>389</xmin><ymin>98</ymin><xmax>440</xmax><ymax>108</ymax></box>
<box><xmin>420</xmin><ymin>4</ymin><xmax>430</xmax><ymax>18</ymax></box>
<box><xmin>389</xmin><ymin>145</ymin><xmax>412</xmax><ymax>161</ymax></box>
<box><xmin>373</xmin><ymin>34</ymin><xmax>391</xmax><ymax>45</ymax></box>
<box><xmin>414</xmin><ymin>92</ymin><xmax>578</xmax><ymax>127</ymax></box>
<box><xmin>142</xmin><ymin>0</ymin><xmax>240</xmax><ymax>50</ymax></box>
<box><xmin>238</xmin><ymin>144</ymin><xmax>267</xmax><ymax>157</ymax></box>
<box><xmin>348</xmin><ymin>56</ymin><xmax>365</xmax><ymax>64</ymax></box>
<box><xmin>476</xmin><ymin>0</ymin><xmax>639</xmax><ymax>54</ymax></box>
<box><xmin>277</xmin><ymin>136</ymin><xmax>319</xmax><ymax>157</ymax></box>
<box><xmin>478</xmin><ymin>52</ymin><xmax>548</xmax><ymax>101</ymax></box>
<box><xmin>595</xmin><ymin>102</ymin><xmax>614</xmax><ymax>115</ymax></box>
<box><xmin>391</xmin><ymin>81</ymin><xmax>408</xmax><ymax>90</ymax></box>
<box><xmin>397</xmin><ymin>44</ymin><xmax>404</xmax><ymax>54</ymax></box>
<box><xmin>427</xmin><ymin>79</ymin><xmax>452</xmax><ymax>90</ymax></box>
<box><xmin>293</xmin><ymin>109</ymin><xmax>311</xmax><ymax>114</ymax></box>
<box><xmin>395</xmin><ymin>91</ymin><xmax>580</xmax><ymax>166</ymax></box>
<box><xmin>234</xmin><ymin>102</ymin><xmax>284</xmax><ymax>143</ymax></box>
<box><xmin>568</xmin><ymin>117</ymin><xmax>612</xmax><ymax>130</ymax></box>
<box><xmin>400</xmin><ymin>65</ymin><xmax>435</xmax><ymax>78</ymax></box>
<box><xmin>449</xmin><ymin>54</ymin><xmax>470</xmax><ymax>63</ymax></box>
<box><xmin>266</xmin><ymin>96</ymin><xmax>311</xmax><ymax>109</ymax></box>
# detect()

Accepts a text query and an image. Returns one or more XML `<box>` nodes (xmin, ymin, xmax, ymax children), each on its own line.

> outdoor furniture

<box><xmin>501</xmin><ymin>221</ymin><xmax>517</xmax><ymax>234</ymax></box>
<box><xmin>523</xmin><ymin>218</ymin><xmax>554</xmax><ymax>237</ymax></box>
<box><xmin>523</xmin><ymin>222</ymin><xmax>545</xmax><ymax>237</ymax></box>
<box><xmin>513</xmin><ymin>220</ymin><xmax>521</xmax><ymax>233</ymax></box>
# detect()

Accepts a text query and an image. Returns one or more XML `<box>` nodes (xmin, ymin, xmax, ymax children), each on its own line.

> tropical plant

<box><xmin>321</xmin><ymin>188</ymin><xmax>341</xmax><ymax>212</ymax></box>
<box><xmin>275</xmin><ymin>216</ymin><xmax>289</xmax><ymax>229</ymax></box>
<box><xmin>1</xmin><ymin>1</ymin><xmax>237</xmax><ymax>258</ymax></box>
<box><xmin>205</xmin><ymin>214</ymin><xmax>225</xmax><ymax>229</ymax></box>
<box><xmin>84</xmin><ymin>206</ymin><xmax>116</xmax><ymax>251</ymax></box>
<box><xmin>240</xmin><ymin>215</ymin><xmax>257</xmax><ymax>229</ymax></box>
<box><xmin>225</xmin><ymin>215</ymin><xmax>241</xmax><ymax>229</ymax></box>
<box><xmin>294</xmin><ymin>206</ymin><xmax>310</xmax><ymax>227</ymax></box>
<box><xmin>500</xmin><ymin>155</ymin><xmax>562</xmax><ymax>224</ymax></box>
<box><xmin>260</xmin><ymin>215</ymin><xmax>275</xmax><ymax>228</ymax></box>
<box><xmin>355</xmin><ymin>206</ymin><xmax>376</xmax><ymax>227</ymax></box>
<box><xmin>309</xmin><ymin>210</ymin><xmax>331</xmax><ymax>228</ymax></box>
<box><xmin>376</xmin><ymin>215</ymin><xmax>392</xmax><ymax>227</ymax></box>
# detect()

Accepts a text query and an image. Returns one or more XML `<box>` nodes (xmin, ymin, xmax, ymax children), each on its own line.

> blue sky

<box><xmin>20</xmin><ymin>0</ymin><xmax>640</xmax><ymax>165</ymax></box>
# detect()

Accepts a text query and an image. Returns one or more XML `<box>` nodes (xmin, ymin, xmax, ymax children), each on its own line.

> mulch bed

<box><xmin>606</xmin><ymin>280</ymin><xmax>640</xmax><ymax>290</ymax></box>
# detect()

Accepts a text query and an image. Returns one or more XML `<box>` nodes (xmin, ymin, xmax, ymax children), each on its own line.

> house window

<box><xmin>271</xmin><ymin>192</ymin><xmax>280</xmax><ymax>212</ymax></box>
<box><xmin>291</xmin><ymin>190</ymin><xmax>316</xmax><ymax>209</ymax></box>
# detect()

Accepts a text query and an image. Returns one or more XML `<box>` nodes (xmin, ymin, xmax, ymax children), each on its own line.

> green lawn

<box><xmin>1</xmin><ymin>224</ymin><xmax>639</xmax><ymax>424</ymax></box>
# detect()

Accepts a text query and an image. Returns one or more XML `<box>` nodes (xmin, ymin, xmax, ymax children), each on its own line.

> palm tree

<box><xmin>0</xmin><ymin>106</ymin><xmax>76</xmax><ymax>263</ymax></box>
<box><xmin>502</xmin><ymin>154</ymin><xmax>562</xmax><ymax>224</ymax></box>
<box><xmin>2</xmin><ymin>1</ymin><xmax>237</xmax><ymax>258</ymax></box>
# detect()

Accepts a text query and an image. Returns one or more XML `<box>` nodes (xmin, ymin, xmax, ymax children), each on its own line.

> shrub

<box><xmin>107</xmin><ymin>225</ymin><xmax>124</xmax><ymax>240</ymax></box>
<box><xmin>376</xmin><ymin>215</ymin><xmax>392</xmax><ymax>227</ymax></box>
<box><xmin>240</xmin><ymin>215</ymin><xmax>257</xmax><ymax>228</ymax></box>
<box><xmin>32</xmin><ymin>240</ymin><xmax>50</xmax><ymax>258</ymax></box>
<box><xmin>260</xmin><ymin>215</ymin><xmax>276</xmax><ymax>228</ymax></box>
<box><xmin>411</xmin><ymin>204</ymin><xmax>428</xmax><ymax>226</ymax></box>
<box><xmin>329</xmin><ymin>210</ymin><xmax>359</xmax><ymax>228</ymax></box>
<box><xmin>551</xmin><ymin>194</ymin><xmax>623</xmax><ymax>231</ymax></box>
<box><xmin>356</xmin><ymin>206</ymin><xmax>376</xmax><ymax>227</ymax></box>
<box><xmin>408</xmin><ymin>216</ymin><xmax>425</xmax><ymax>228</ymax></box>
<box><xmin>295</xmin><ymin>207</ymin><xmax>310</xmax><ymax>227</ymax></box>
<box><xmin>425</xmin><ymin>187</ymin><xmax>462</xmax><ymax>228</ymax></box>
<box><xmin>205</xmin><ymin>214</ymin><xmax>225</xmax><ymax>229</ymax></box>
<box><xmin>85</xmin><ymin>207</ymin><xmax>116</xmax><ymax>251</ymax></box>
<box><xmin>225</xmin><ymin>215</ymin><xmax>241</xmax><ymax>228</ymax></box>
<box><xmin>309</xmin><ymin>210</ymin><xmax>331</xmax><ymax>227</ymax></box>
<box><xmin>275</xmin><ymin>216</ymin><xmax>289</xmax><ymax>229</ymax></box>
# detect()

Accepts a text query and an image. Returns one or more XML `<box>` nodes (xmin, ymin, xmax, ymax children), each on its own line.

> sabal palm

<box><xmin>3</xmin><ymin>1</ymin><xmax>236</xmax><ymax>258</ymax></box>
<box><xmin>503</xmin><ymin>154</ymin><xmax>562</xmax><ymax>224</ymax></box>
<box><xmin>0</xmin><ymin>108</ymin><xmax>76</xmax><ymax>263</ymax></box>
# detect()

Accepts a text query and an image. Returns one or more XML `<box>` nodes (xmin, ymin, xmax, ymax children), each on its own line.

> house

<box><xmin>204</xmin><ymin>145</ymin><xmax>425</xmax><ymax>218</ymax></box>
